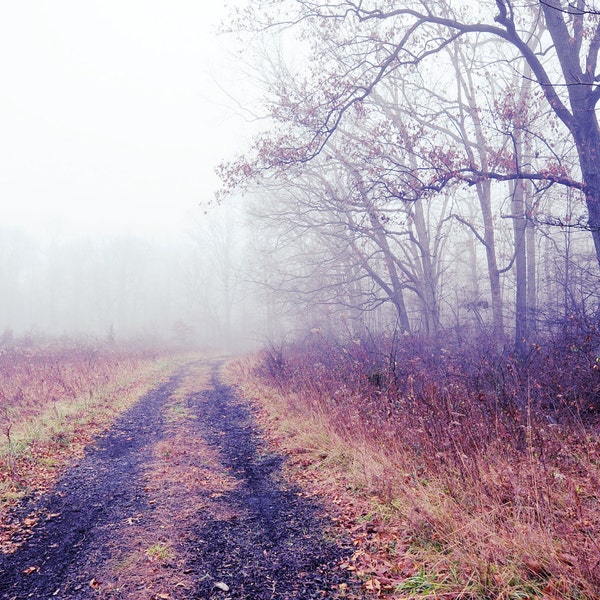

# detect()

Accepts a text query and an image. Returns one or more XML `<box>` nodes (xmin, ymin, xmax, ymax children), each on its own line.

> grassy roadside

<box><xmin>0</xmin><ymin>347</ymin><xmax>204</xmax><ymax>551</ymax></box>
<box><xmin>226</xmin><ymin>354</ymin><xmax>600</xmax><ymax>600</ymax></box>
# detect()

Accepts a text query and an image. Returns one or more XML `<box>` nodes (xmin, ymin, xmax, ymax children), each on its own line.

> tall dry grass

<box><xmin>0</xmin><ymin>342</ymin><xmax>148</xmax><ymax>428</ymax></box>
<box><xmin>238</xmin><ymin>330</ymin><xmax>600</xmax><ymax>599</ymax></box>
<box><xmin>0</xmin><ymin>337</ymin><xmax>177</xmax><ymax>515</ymax></box>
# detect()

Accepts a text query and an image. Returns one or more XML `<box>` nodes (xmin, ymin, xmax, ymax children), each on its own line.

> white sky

<box><xmin>0</xmin><ymin>1</ymin><xmax>251</xmax><ymax>238</ymax></box>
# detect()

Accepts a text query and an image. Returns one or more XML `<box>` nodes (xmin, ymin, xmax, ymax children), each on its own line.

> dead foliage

<box><xmin>228</xmin><ymin>328</ymin><xmax>600</xmax><ymax>599</ymax></box>
<box><xmin>0</xmin><ymin>339</ymin><xmax>187</xmax><ymax>554</ymax></box>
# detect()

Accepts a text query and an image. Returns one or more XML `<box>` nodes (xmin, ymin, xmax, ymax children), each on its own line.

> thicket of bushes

<box><xmin>252</xmin><ymin>324</ymin><xmax>600</xmax><ymax>597</ymax></box>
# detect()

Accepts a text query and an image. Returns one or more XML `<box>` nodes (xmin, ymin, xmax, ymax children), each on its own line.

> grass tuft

<box><xmin>146</xmin><ymin>542</ymin><xmax>174</xmax><ymax>562</ymax></box>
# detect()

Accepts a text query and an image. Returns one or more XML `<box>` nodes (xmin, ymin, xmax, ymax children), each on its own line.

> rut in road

<box><xmin>189</xmin><ymin>368</ymin><xmax>356</xmax><ymax>599</ymax></box>
<box><xmin>0</xmin><ymin>370</ymin><xmax>180</xmax><ymax>599</ymax></box>
<box><xmin>0</xmin><ymin>360</ymin><xmax>360</xmax><ymax>599</ymax></box>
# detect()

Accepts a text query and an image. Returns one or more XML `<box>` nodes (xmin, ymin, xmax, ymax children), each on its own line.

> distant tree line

<box><xmin>0</xmin><ymin>210</ymin><xmax>259</xmax><ymax>349</ymax></box>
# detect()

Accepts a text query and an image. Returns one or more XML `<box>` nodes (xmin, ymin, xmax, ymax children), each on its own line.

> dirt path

<box><xmin>0</xmin><ymin>360</ymin><xmax>360</xmax><ymax>599</ymax></box>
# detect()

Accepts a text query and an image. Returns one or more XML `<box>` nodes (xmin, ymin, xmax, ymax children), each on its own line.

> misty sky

<box><xmin>0</xmin><ymin>1</ymin><xmax>248</xmax><ymax>238</ymax></box>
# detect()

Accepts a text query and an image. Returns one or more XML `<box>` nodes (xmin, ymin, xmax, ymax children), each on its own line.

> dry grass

<box><xmin>0</xmin><ymin>342</ymin><xmax>203</xmax><ymax>553</ymax></box>
<box><xmin>227</xmin><ymin>342</ymin><xmax>600</xmax><ymax>600</ymax></box>
<box><xmin>0</xmin><ymin>349</ymin><xmax>242</xmax><ymax>598</ymax></box>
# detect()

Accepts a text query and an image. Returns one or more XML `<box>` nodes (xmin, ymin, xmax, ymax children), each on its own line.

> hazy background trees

<box><xmin>3</xmin><ymin>0</ymin><xmax>600</xmax><ymax>353</ymax></box>
<box><xmin>0</xmin><ymin>205</ymin><xmax>264</xmax><ymax>350</ymax></box>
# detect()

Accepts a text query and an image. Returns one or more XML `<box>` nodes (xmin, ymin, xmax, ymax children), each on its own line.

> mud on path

<box><xmin>0</xmin><ymin>360</ymin><xmax>359</xmax><ymax>599</ymax></box>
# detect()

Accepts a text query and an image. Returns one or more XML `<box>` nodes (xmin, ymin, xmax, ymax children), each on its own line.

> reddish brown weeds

<box><xmin>244</xmin><ymin>331</ymin><xmax>600</xmax><ymax>598</ymax></box>
<box><xmin>0</xmin><ymin>341</ymin><xmax>155</xmax><ymax>429</ymax></box>
<box><xmin>0</xmin><ymin>338</ymin><xmax>171</xmax><ymax>533</ymax></box>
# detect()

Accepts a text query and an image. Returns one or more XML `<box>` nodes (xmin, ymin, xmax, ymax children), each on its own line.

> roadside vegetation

<box><xmin>0</xmin><ymin>334</ymin><xmax>197</xmax><ymax>547</ymax></box>
<box><xmin>231</xmin><ymin>326</ymin><xmax>600</xmax><ymax>599</ymax></box>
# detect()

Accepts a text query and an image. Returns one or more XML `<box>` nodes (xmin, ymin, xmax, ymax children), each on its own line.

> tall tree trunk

<box><xmin>369</xmin><ymin>221</ymin><xmax>412</xmax><ymax>333</ymax></box>
<box><xmin>511</xmin><ymin>179</ymin><xmax>528</xmax><ymax>356</ymax></box>
<box><xmin>412</xmin><ymin>199</ymin><xmax>440</xmax><ymax>337</ymax></box>
<box><xmin>346</xmin><ymin>210</ymin><xmax>412</xmax><ymax>333</ymax></box>
<box><xmin>576</xmin><ymin>132</ymin><xmax>600</xmax><ymax>270</ymax></box>
<box><xmin>451</xmin><ymin>48</ymin><xmax>505</xmax><ymax>338</ymax></box>
<box><xmin>540</xmin><ymin>1</ymin><xmax>600</xmax><ymax>269</ymax></box>
<box><xmin>526</xmin><ymin>211</ymin><xmax>537</xmax><ymax>333</ymax></box>
<box><xmin>476</xmin><ymin>180</ymin><xmax>504</xmax><ymax>337</ymax></box>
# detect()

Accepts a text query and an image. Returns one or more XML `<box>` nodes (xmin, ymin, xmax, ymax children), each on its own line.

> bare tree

<box><xmin>222</xmin><ymin>0</ymin><xmax>600</xmax><ymax>268</ymax></box>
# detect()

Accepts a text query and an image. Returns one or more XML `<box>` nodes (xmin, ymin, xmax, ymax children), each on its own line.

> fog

<box><xmin>2</xmin><ymin>1</ymin><xmax>600</xmax><ymax>352</ymax></box>
<box><xmin>0</xmin><ymin>2</ymin><xmax>241</xmax><ymax>234</ymax></box>
<box><xmin>0</xmin><ymin>2</ymin><xmax>267</xmax><ymax>348</ymax></box>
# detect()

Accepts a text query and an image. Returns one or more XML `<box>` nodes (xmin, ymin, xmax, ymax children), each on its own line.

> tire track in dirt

<box><xmin>189</xmin><ymin>367</ymin><xmax>358</xmax><ymax>599</ymax></box>
<box><xmin>0</xmin><ymin>360</ymin><xmax>359</xmax><ymax>599</ymax></box>
<box><xmin>0</xmin><ymin>371</ymin><xmax>181</xmax><ymax>599</ymax></box>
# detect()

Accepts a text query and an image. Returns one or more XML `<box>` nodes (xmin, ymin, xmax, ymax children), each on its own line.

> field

<box><xmin>230</xmin><ymin>332</ymin><xmax>600</xmax><ymax>599</ymax></box>
<box><xmin>1</xmin><ymin>333</ymin><xmax>598</xmax><ymax>598</ymax></box>
<box><xmin>0</xmin><ymin>353</ymin><xmax>357</xmax><ymax>599</ymax></box>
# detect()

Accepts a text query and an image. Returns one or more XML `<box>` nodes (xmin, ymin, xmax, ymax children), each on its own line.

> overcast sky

<box><xmin>0</xmin><ymin>1</ymin><xmax>250</xmax><ymax>239</ymax></box>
